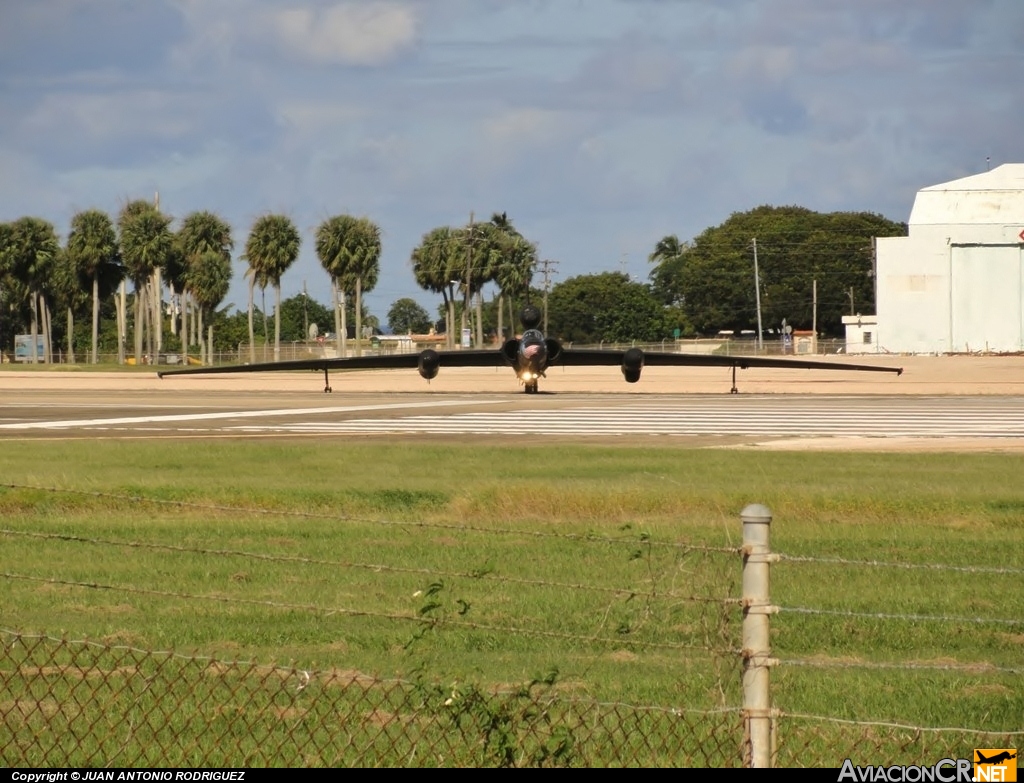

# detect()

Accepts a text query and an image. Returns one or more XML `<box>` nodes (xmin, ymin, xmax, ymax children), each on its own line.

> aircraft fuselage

<box><xmin>502</xmin><ymin>328</ymin><xmax>551</xmax><ymax>392</ymax></box>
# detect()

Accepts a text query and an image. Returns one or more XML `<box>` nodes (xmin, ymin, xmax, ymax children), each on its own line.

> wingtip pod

<box><xmin>156</xmin><ymin>372</ymin><xmax>165</xmax><ymax>379</ymax></box>
<box><xmin>621</xmin><ymin>347</ymin><xmax>644</xmax><ymax>383</ymax></box>
<box><xmin>897</xmin><ymin>367</ymin><xmax>904</xmax><ymax>376</ymax></box>
<box><xmin>417</xmin><ymin>349</ymin><xmax>440</xmax><ymax>380</ymax></box>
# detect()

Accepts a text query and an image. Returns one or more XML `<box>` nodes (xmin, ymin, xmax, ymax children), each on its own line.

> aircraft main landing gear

<box><xmin>323</xmin><ymin>367</ymin><xmax>332</xmax><ymax>393</ymax></box>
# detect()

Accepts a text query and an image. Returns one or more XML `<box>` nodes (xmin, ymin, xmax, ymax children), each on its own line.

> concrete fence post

<box><xmin>741</xmin><ymin>503</ymin><xmax>778</xmax><ymax>768</ymax></box>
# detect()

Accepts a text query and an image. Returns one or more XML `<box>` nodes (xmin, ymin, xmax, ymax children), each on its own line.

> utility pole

<box><xmin>539</xmin><ymin>258</ymin><xmax>559</xmax><ymax>333</ymax></box>
<box><xmin>752</xmin><ymin>238</ymin><xmax>763</xmax><ymax>352</ymax></box>
<box><xmin>464</xmin><ymin>211</ymin><xmax>474</xmax><ymax>347</ymax></box>
<box><xmin>848</xmin><ymin>287</ymin><xmax>855</xmax><ymax>315</ymax></box>
<box><xmin>870</xmin><ymin>236</ymin><xmax>877</xmax><ymax>305</ymax></box>
<box><xmin>812</xmin><ymin>279</ymin><xmax>817</xmax><ymax>338</ymax></box>
<box><xmin>153</xmin><ymin>191</ymin><xmax>163</xmax><ymax>358</ymax></box>
<box><xmin>302</xmin><ymin>280</ymin><xmax>309</xmax><ymax>342</ymax></box>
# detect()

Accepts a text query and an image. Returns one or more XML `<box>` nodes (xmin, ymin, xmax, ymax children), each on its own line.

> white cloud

<box><xmin>22</xmin><ymin>91</ymin><xmax>196</xmax><ymax>143</ymax></box>
<box><xmin>276</xmin><ymin>100</ymin><xmax>369</xmax><ymax>135</ymax></box>
<box><xmin>271</xmin><ymin>3</ymin><xmax>418</xmax><ymax>66</ymax></box>
<box><xmin>481</xmin><ymin>107</ymin><xmax>573</xmax><ymax>147</ymax></box>
<box><xmin>726</xmin><ymin>46</ymin><xmax>797</xmax><ymax>85</ymax></box>
<box><xmin>169</xmin><ymin>1</ymin><xmax>418</xmax><ymax>69</ymax></box>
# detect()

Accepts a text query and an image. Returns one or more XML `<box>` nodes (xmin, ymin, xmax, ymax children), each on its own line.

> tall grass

<box><xmin>1</xmin><ymin>440</ymin><xmax>1021</xmax><ymax>746</ymax></box>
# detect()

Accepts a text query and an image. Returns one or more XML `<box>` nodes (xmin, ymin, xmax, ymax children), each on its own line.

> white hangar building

<box><xmin>874</xmin><ymin>164</ymin><xmax>1024</xmax><ymax>354</ymax></box>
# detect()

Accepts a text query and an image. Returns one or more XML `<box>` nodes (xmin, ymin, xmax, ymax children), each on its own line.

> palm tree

<box><xmin>66</xmin><ymin>209</ymin><xmax>122</xmax><ymax>363</ymax></box>
<box><xmin>177</xmin><ymin>211</ymin><xmax>233</xmax><ymax>363</ymax></box>
<box><xmin>494</xmin><ymin>234</ymin><xmax>537</xmax><ymax>338</ymax></box>
<box><xmin>411</xmin><ymin>226</ymin><xmax>460</xmax><ymax>349</ymax></box>
<box><xmin>315</xmin><ymin>215</ymin><xmax>380</xmax><ymax>357</ymax></box>
<box><xmin>488</xmin><ymin>213</ymin><xmax>536</xmax><ymax>340</ymax></box>
<box><xmin>186</xmin><ymin>249</ymin><xmax>232</xmax><ymax>364</ymax></box>
<box><xmin>0</xmin><ymin>222</ymin><xmax>13</xmax><ymax>355</ymax></box>
<box><xmin>6</xmin><ymin>217</ymin><xmax>60</xmax><ymax>363</ymax></box>
<box><xmin>347</xmin><ymin>218</ymin><xmax>381</xmax><ymax>356</ymax></box>
<box><xmin>648</xmin><ymin>234</ymin><xmax>688</xmax><ymax>307</ymax></box>
<box><xmin>118</xmin><ymin>200</ymin><xmax>173</xmax><ymax>363</ymax></box>
<box><xmin>51</xmin><ymin>246</ymin><xmax>91</xmax><ymax>363</ymax></box>
<box><xmin>648</xmin><ymin>234</ymin><xmax>684</xmax><ymax>264</ymax></box>
<box><xmin>244</xmin><ymin>215</ymin><xmax>301</xmax><ymax>362</ymax></box>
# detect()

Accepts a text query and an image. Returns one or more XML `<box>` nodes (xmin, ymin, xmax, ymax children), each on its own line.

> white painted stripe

<box><xmin>0</xmin><ymin>399</ymin><xmax>504</xmax><ymax>430</ymax></box>
<box><xmin>225</xmin><ymin>401</ymin><xmax>1024</xmax><ymax>438</ymax></box>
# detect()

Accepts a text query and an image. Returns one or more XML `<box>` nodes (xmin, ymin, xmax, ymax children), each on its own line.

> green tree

<box><xmin>411</xmin><ymin>226</ymin><xmax>461</xmax><ymax>348</ymax></box>
<box><xmin>449</xmin><ymin>218</ymin><xmax>519</xmax><ymax>346</ymax></box>
<box><xmin>647</xmin><ymin>234</ymin><xmax>688</xmax><ymax>307</ymax></box>
<box><xmin>186</xmin><ymin>249</ymin><xmax>232</xmax><ymax>364</ymax></box>
<box><xmin>243</xmin><ymin>215</ymin><xmax>301</xmax><ymax>362</ymax></box>
<box><xmin>316</xmin><ymin>215</ymin><xmax>381</xmax><ymax>356</ymax></box>
<box><xmin>484</xmin><ymin>212</ymin><xmax>537</xmax><ymax>341</ymax></box>
<box><xmin>50</xmin><ymin>246</ymin><xmax>91</xmax><ymax>363</ymax></box>
<box><xmin>0</xmin><ymin>222</ymin><xmax>19</xmax><ymax>356</ymax></box>
<box><xmin>66</xmin><ymin>209</ymin><xmax>123</xmax><ymax>364</ymax></box>
<box><xmin>546</xmin><ymin>272</ymin><xmax>670</xmax><ymax>344</ymax></box>
<box><xmin>387</xmin><ymin>297</ymin><xmax>432</xmax><ymax>334</ymax></box>
<box><xmin>176</xmin><ymin>211</ymin><xmax>233</xmax><ymax>362</ymax></box>
<box><xmin>277</xmin><ymin>293</ymin><xmax>333</xmax><ymax>342</ymax></box>
<box><xmin>650</xmin><ymin>206</ymin><xmax>906</xmax><ymax>336</ymax></box>
<box><xmin>5</xmin><ymin>217</ymin><xmax>61</xmax><ymax>362</ymax></box>
<box><xmin>118</xmin><ymin>200</ymin><xmax>173</xmax><ymax>363</ymax></box>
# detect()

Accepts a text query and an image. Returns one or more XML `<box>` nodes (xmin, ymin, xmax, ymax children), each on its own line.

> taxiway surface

<box><xmin>3</xmin><ymin>373</ymin><xmax>1024</xmax><ymax>451</ymax></box>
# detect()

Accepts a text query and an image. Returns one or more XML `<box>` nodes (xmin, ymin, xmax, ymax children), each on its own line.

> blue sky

<box><xmin>1</xmin><ymin>0</ymin><xmax>1022</xmax><ymax>328</ymax></box>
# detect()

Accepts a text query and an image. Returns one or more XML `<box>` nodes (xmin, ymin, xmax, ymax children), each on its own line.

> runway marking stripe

<box><xmin>226</xmin><ymin>404</ymin><xmax>1024</xmax><ymax>437</ymax></box>
<box><xmin>0</xmin><ymin>399</ymin><xmax>503</xmax><ymax>430</ymax></box>
<box><xmin>6</xmin><ymin>398</ymin><xmax>1024</xmax><ymax>438</ymax></box>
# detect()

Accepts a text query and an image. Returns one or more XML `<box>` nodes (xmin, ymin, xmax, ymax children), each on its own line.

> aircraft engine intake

<box><xmin>501</xmin><ymin>339</ymin><xmax>519</xmax><ymax>365</ymax></box>
<box><xmin>417</xmin><ymin>349</ymin><xmax>440</xmax><ymax>380</ymax></box>
<box><xmin>545</xmin><ymin>339</ymin><xmax>562</xmax><ymax>364</ymax></box>
<box><xmin>621</xmin><ymin>347</ymin><xmax>644</xmax><ymax>383</ymax></box>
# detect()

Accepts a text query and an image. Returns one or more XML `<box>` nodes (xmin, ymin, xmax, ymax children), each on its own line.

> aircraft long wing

<box><xmin>556</xmin><ymin>348</ymin><xmax>903</xmax><ymax>375</ymax></box>
<box><xmin>157</xmin><ymin>348</ymin><xmax>903</xmax><ymax>379</ymax></box>
<box><xmin>156</xmin><ymin>350</ymin><xmax>506</xmax><ymax>378</ymax></box>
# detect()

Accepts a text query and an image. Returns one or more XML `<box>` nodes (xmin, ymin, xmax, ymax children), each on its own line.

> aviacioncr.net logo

<box><xmin>974</xmin><ymin>749</ymin><xmax>1017</xmax><ymax>782</ymax></box>
<box><xmin>838</xmin><ymin>758</ymin><xmax>972</xmax><ymax>782</ymax></box>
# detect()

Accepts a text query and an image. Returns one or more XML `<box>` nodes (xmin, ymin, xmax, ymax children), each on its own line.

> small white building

<box><xmin>875</xmin><ymin>164</ymin><xmax>1024</xmax><ymax>354</ymax></box>
<box><xmin>842</xmin><ymin>315</ymin><xmax>878</xmax><ymax>354</ymax></box>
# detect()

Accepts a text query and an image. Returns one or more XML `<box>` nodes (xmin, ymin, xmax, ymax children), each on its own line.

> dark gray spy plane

<box><xmin>157</xmin><ymin>305</ymin><xmax>903</xmax><ymax>393</ymax></box>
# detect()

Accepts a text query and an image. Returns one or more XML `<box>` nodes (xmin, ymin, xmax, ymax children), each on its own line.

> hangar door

<box><xmin>950</xmin><ymin>245</ymin><xmax>1024</xmax><ymax>352</ymax></box>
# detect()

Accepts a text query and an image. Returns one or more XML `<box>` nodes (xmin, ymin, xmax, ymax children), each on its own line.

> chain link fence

<box><xmin>1</xmin><ymin>491</ymin><xmax>1020</xmax><ymax>767</ymax></box>
<box><xmin>1</xmin><ymin>631</ymin><xmax>743</xmax><ymax>767</ymax></box>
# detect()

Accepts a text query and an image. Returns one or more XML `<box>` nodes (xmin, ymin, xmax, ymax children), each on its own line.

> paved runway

<box><xmin>4</xmin><ymin>389</ymin><xmax>1024</xmax><ymax>449</ymax></box>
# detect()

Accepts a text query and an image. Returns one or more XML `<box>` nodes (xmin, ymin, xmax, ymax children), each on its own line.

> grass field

<box><xmin>1</xmin><ymin>439</ymin><xmax>1022</xmax><ymax>765</ymax></box>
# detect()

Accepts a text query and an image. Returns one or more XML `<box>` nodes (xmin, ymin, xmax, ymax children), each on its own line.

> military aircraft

<box><xmin>157</xmin><ymin>304</ymin><xmax>903</xmax><ymax>393</ymax></box>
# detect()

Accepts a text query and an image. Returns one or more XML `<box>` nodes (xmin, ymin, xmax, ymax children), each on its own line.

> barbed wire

<box><xmin>779</xmin><ymin>711</ymin><xmax>1024</xmax><ymax>736</ymax></box>
<box><xmin>0</xmin><ymin>527</ymin><xmax>737</xmax><ymax>605</ymax></box>
<box><xmin>778</xmin><ymin>657</ymin><xmax>1023</xmax><ymax>676</ymax></box>
<box><xmin>780</xmin><ymin>605</ymin><xmax>1024</xmax><ymax>626</ymax></box>
<box><xmin>0</xmin><ymin>572</ymin><xmax>737</xmax><ymax>655</ymax></box>
<box><xmin>0</xmin><ymin>483</ymin><xmax>739</xmax><ymax>555</ymax></box>
<box><xmin>778</xmin><ymin>552</ymin><xmax>1024</xmax><ymax>575</ymax></box>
